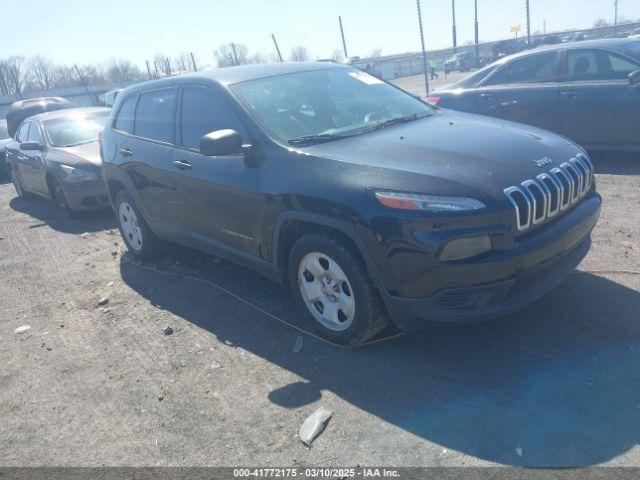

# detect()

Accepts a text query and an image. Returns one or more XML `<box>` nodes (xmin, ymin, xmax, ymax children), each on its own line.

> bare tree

<box><xmin>31</xmin><ymin>56</ymin><xmax>56</xmax><ymax>90</ymax></box>
<box><xmin>105</xmin><ymin>58</ymin><xmax>143</xmax><ymax>84</ymax></box>
<box><xmin>331</xmin><ymin>49</ymin><xmax>344</xmax><ymax>63</ymax></box>
<box><xmin>214</xmin><ymin>43</ymin><xmax>250</xmax><ymax>67</ymax></box>
<box><xmin>173</xmin><ymin>52</ymin><xmax>193</xmax><ymax>73</ymax></box>
<box><xmin>153</xmin><ymin>54</ymin><xmax>172</xmax><ymax>76</ymax></box>
<box><xmin>4</xmin><ymin>56</ymin><xmax>29</xmax><ymax>94</ymax></box>
<box><xmin>368</xmin><ymin>48</ymin><xmax>382</xmax><ymax>58</ymax></box>
<box><xmin>592</xmin><ymin>18</ymin><xmax>610</xmax><ymax>28</ymax></box>
<box><xmin>289</xmin><ymin>46</ymin><xmax>310</xmax><ymax>62</ymax></box>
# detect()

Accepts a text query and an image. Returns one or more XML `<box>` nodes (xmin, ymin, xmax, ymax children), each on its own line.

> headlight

<box><xmin>60</xmin><ymin>164</ymin><xmax>98</xmax><ymax>182</ymax></box>
<box><xmin>375</xmin><ymin>191</ymin><xmax>485</xmax><ymax>212</ymax></box>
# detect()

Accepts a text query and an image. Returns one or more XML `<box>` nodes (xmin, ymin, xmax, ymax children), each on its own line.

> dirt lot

<box><xmin>1</xmin><ymin>155</ymin><xmax>639</xmax><ymax>468</ymax></box>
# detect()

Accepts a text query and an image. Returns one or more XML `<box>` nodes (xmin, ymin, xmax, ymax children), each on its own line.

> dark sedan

<box><xmin>5</xmin><ymin>107</ymin><xmax>111</xmax><ymax>214</ymax></box>
<box><xmin>430</xmin><ymin>39</ymin><xmax>640</xmax><ymax>152</ymax></box>
<box><xmin>0</xmin><ymin>119</ymin><xmax>11</xmax><ymax>174</ymax></box>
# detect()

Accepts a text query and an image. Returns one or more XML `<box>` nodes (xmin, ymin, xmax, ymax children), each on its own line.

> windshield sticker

<box><xmin>348</xmin><ymin>71</ymin><xmax>384</xmax><ymax>85</ymax></box>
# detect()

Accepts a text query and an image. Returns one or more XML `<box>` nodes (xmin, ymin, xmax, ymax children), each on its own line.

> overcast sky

<box><xmin>3</xmin><ymin>0</ymin><xmax>639</xmax><ymax>67</ymax></box>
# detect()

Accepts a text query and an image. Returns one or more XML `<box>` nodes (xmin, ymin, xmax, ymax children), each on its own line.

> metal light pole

<box><xmin>525</xmin><ymin>0</ymin><xmax>531</xmax><ymax>44</ymax></box>
<box><xmin>614</xmin><ymin>0</ymin><xmax>618</xmax><ymax>36</ymax></box>
<box><xmin>474</xmin><ymin>0</ymin><xmax>479</xmax><ymax>66</ymax></box>
<box><xmin>339</xmin><ymin>16</ymin><xmax>349</xmax><ymax>60</ymax></box>
<box><xmin>416</xmin><ymin>0</ymin><xmax>429</xmax><ymax>96</ymax></box>
<box><xmin>451</xmin><ymin>0</ymin><xmax>458</xmax><ymax>51</ymax></box>
<box><xmin>271</xmin><ymin>34</ymin><xmax>284</xmax><ymax>62</ymax></box>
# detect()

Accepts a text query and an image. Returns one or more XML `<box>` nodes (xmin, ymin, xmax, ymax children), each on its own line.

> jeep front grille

<box><xmin>504</xmin><ymin>153</ymin><xmax>593</xmax><ymax>232</ymax></box>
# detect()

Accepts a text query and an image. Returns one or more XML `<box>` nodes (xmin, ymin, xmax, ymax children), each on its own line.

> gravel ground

<box><xmin>0</xmin><ymin>155</ymin><xmax>639</xmax><ymax>468</ymax></box>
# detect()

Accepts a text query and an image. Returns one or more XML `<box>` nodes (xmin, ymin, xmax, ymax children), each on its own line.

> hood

<box><xmin>301</xmin><ymin>110</ymin><xmax>584</xmax><ymax>200</ymax></box>
<box><xmin>49</xmin><ymin>141</ymin><xmax>102</xmax><ymax>170</ymax></box>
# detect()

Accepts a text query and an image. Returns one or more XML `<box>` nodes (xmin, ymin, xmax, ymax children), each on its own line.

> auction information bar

<box><xmin>1</xmin><ymin>468</ymin><xmax>640</xmax><ymax>480</ymax></box>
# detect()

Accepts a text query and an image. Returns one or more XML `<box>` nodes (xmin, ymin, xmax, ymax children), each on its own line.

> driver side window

<box><xmin>16</xmin><ymin>122</ymin><xmax>30</xmax><ymax>142</ymax></box>
<box><xmin>27</xmin><ymin>123</ymin><xmax>44</xmax><ymax>145</ymax></box>
<box><xmin>179</xmin><ymin>86</ymin><xmax>246</xmax><ymax>151</ymax></box>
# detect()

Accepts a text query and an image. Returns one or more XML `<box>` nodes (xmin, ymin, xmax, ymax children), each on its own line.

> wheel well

<box><xmin>107</xmin><ymin>179</ymin><xmax>126</xmax><ymax>201</ymax></box>
<box><xmin>276</xmin><ymin>219</ymin><xmax>365</xmax><ymax>283</ymax></box>
<box><xmin>45</xmin><ymin>173</ymin><xmax>57</xmax><ymax>196</ymax></box>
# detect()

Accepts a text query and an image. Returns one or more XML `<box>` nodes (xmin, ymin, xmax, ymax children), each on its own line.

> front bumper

<box><xmin>381</xmin><ymin>194</ymin><xmax>601</xmax><ymax>332</ymax></box>
<box><xmin>62</xmin><ymin>179</ymin><xmax>110</xmax><ymax>211</ymax></box>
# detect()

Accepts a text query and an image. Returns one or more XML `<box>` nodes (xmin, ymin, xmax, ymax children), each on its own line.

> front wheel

<box><xmin>10</xmin><ymin>167</ymin><xmax>26</xmax><ymax>198</ymax></box>
<box><xmin>114</xmin><ymin>189</ymin><xmax>165</xmax><ymax>260</ymax></box>
<box><xmin>49</xmin><ymin>177</ymin><xmax>74</xmax><ymax>216</ymax></box>
<box><xmin>289</xmin><ymin>233</ymin><xmax>389</xmax><ymax>346</ymax></box>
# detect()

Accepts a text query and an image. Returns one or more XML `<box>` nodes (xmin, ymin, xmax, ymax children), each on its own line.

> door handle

<box><xmin>479</xmin><ymin>93</ymin><xmax>493</xmax><ymax>99</ymax></box>
<box><xmin>172</xmin><ymin>160</ymin><xmax>192</xmax><ymax>171</ymax></box>
<box><xmin>119</xmin><ymin>148</ymin><xmax>134</xmax><ymax>157</ymax></box>
<box><xmin>560</xmin><ymin>90</ymin><xmax>577</xmax><ymax>98</ymax></box>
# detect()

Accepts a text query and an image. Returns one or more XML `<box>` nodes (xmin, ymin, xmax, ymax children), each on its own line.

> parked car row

<box><xmin>5</xmin><ymin>60</ymin><xmax>601</xmax><ymax>346</ymax></box>
<box><xmin>429</xmin><ymin>39</ymin><xmax>640</xmax><ymax>152</ymax></box>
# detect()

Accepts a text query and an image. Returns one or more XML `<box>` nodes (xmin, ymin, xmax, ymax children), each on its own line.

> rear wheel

<box><xmin>114</xmin><ymin>189</ymin><xmax>165</xmax><ymax>260</ymax></box>
<box><xmin>289</xmin><ymin>233</ymin><xmax>388</xmax><ymax>346</ymax></box>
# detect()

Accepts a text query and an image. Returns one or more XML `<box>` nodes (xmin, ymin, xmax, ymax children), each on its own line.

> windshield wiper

<box><xmin>361</xmin><ymin>113</ymin><xmax>429</xmax><ymax>134</ymax></box>
<box><xmin>288</xmin><ymin>133</ymin><xmax>349</xmax><ymax>147</ymax></box>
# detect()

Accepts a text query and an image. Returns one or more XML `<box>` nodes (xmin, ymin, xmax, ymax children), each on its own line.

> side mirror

<box><xmin>629</xmin><ymin>69</ymin><xmax>640</xmax><ymax>86</ymax></box>
<box><xmin>199</xmin><ymin>129</ymin><xmax>243</xmax><ymax>157</ymax></box>
<box><xmin>20</xmin><ymin>141</ymin><xmax>43</xmax><ymax>151</ymax></box>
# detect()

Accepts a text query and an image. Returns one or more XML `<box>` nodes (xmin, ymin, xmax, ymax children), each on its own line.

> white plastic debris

<box><xmin>15</xmin><ymin>325</ymin><xmax>32</xmax><ymax>334</ymax></box>
<box><xmin>293</xmin><ymin>335</ymin><xmax>303</xmax><ymax>353</ymax></box>
<box><xmin>299</xmin><ymin>407</ymin><xmax>333</xmax><ymax>447</ymax></box>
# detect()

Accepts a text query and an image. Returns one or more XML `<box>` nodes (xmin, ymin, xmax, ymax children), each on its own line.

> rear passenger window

<box><xmin>485</xmin><ymin>52</ymin><xmax>556</xmax><ymax>85</ymax></box>
<box><xmin>180</xmin><ymin>87</ymin><xmax>245</xmax><ymax>150</ymax></box>
<box><xmin>134</xmin><ymin>89</ymin><xmax>177</xmax><ymax>143</ymax></box>
<box><xmin>114</xmin><ymin>96</ymin><xmax>137</xmax><ymax>134</ymax></box>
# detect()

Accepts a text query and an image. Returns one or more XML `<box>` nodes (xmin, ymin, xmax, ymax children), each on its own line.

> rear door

<box><xmin>111</xmin><ymin>89</ymin><xmax>181</xmax><ymax>238</ymax></box>
<box><xmin>474</xmin><ymin>51</ymin><xmax>562</xmax><ymax>132</ymax></box>
<box><xmin>169</xmin><ymin>85</ymin><xmax>262</xmax><ymax>256</ymax></box>
<box><xmin>557</xmin><ymin>48</ymin><xmax>640</xmax><ymax>147</ymax></box>
<box><xmin>22</xmin><ymin>121</ymin><xmax>49</xmax><ymax>195</ymax></box>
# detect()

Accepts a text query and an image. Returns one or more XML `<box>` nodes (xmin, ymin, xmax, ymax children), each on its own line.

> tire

<box><xmin>114</xmin><ymin>189</ymin><xmax>165</xmax><ymax>260</ymax></box>
<box><xmin>49</xmin><ymin>177</ymin><xmax>75</xmax><ymax>217</ymax></box>
<box><xmin>288</xmin><ymin>233</ymin><xmax>389</xmax><ymax>346</ymax></box>
<box><xmin>10</xmin><ymin>166</ymin><xmax>26</xmax><ymax>198</ymax></box>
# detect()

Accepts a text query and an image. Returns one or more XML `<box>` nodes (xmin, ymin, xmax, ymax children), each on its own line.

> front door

<box><xmin>557</xmin><ymin>48</ymin><xmax>640</xmax><ymax>148</ymax></box>
<box><xmin>169</xmin><ymin>85</ymin><xmax>262</xmax><ymax>257</ymax></box>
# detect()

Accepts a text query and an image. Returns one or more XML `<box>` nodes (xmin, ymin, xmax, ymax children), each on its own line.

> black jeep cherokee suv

<box><xmin>100</xmin><ymin>62</ymin><xmax>601</xmax><ymax>345</ymax></box>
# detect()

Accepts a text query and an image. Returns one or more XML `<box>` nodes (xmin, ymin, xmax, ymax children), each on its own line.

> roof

<box><xmin>28</xmin><ymin>107</ymin><xmax>110</xmax><ymax>123</ymax></box>
<box><xmin>120</xmin><ymin>61</ymin><xmax>349</xmax><ymax>96</ymax></box>
<box><xmin>500</xmin><ymin>38</ymin><xmax>639</xmax><ymax>62</ymax></box>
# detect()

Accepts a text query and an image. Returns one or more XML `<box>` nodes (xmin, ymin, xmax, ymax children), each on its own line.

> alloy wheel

<box><xmin>297</xmin><ymin>251</ymin><xmax>356</xmax><ymax>331</ymax></box>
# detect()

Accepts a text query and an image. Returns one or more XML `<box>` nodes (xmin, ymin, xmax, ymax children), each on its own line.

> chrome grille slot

<box><xmin>522</xmin><ymin>179</ymin><xmax>547</xmax><ymax>224</ymax></box>
<box><xmin>537</xmin><ymin>173</ymin><xmax>561</xmax><ymax>217</ymax></box>
<box><xmin>561</xmin><ymin>162</ymin><xmax>581</xmax><ymax>203</ymax></box>
<box><xmin>504</xmin><ymin>186</ymin><xmax>530</xmax><ymax>231</ymax></box>
<box><xmin>504</xmin><ymin>153</ymin><xmax>594</xmax><ymax>233</ymax></box>
<box><xmin>551</xmin><ymin>167</ymin><xmax>572</xmax><ymax>210</ymax></box>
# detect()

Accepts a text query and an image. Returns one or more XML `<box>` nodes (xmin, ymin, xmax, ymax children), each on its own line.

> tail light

<box><xmin>426</xmin><ymin>96</ymin><xmax>440</xmax><ymax>105</ymax></box>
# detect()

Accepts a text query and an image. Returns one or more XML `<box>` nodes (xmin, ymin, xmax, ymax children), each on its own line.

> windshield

<box><xmin>231</xmin><ymin>67</ymin><xmax>433</xmax><ymax>144</ymax></box>
<box><xmin>44</xmin><ymin>111</ymin><xmax>109</xmax><ymax>147</ymax></box>
<box><xmin>0</xmin><ymin>120</ymin><xmax>9</xmax><ymax>140</ymax></box>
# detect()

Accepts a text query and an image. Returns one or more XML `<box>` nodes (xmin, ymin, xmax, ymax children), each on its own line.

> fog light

<box><xmin>439</xmin><ymin>235</ymin><xmax>492</xmax><ymax>261</ymax></box>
